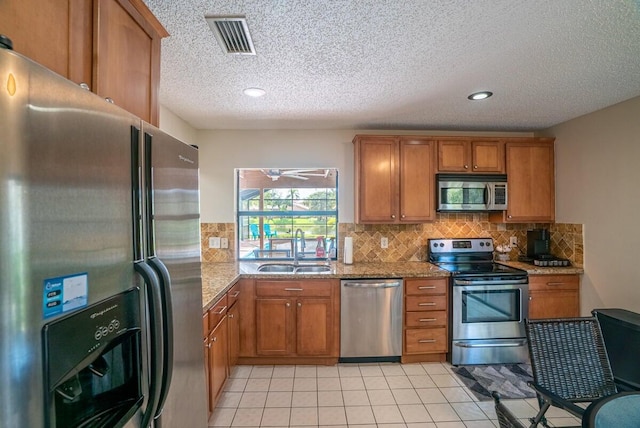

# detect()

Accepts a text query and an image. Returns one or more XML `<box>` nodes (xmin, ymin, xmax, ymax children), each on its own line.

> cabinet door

<box><xmin>227</xmin><ymin>303</ymin><xmax>240</xmax><ymax>369</ymax></box>
<box><xmin>529</xmin><ymin>291</ymin><xmax>579</xmax><ymax>319</ymax></box>
<box><xmin>399</xmin><ymin>139</ymin><xmax>435</xmax><ymax>222</ymax></box>
<box><xmin>93</xmin><ymin>0</ymin><xmax>167</xmax><ymax>125</ymax></box>
<box><xmin>296</xmin><ymin>298</ymin><xmax>333</xmax><ymax>356</ymax></box>
<box><xmin>504</xmin><ymin>140</ymin><xmax>555</xmax><ymax>222</ymax></box>
<box><xmin>256</xmin><ymin>298</ymin><xmax>295</xmax><ymax>356</ymax></box>
<box><xmin>208</xmin><ymin>316</ymin><xmax>228</xmax><ymax>413</ymax></box>
<box><xmin>437</xmin><ymin>140</ymin><xmax>470</xmax><ymax>172</ymax></box>
<box><xmin>471</xmin><ymin>140</ymin><xmax>504</xmax><ymax>172</ymax></box>
<box><xmin>354</xmin><ymin>136</ymin><xmax>399</xmax><ymax>223</ymax></box>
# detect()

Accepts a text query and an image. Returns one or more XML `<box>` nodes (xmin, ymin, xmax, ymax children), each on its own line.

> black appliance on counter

<box><xmin>428</xmin><ymin>238</ymin><xmax>529</xmax><ymax>365</ymax></box>
<box><xmin>520</xmin><ymin>228</ymin><xmax>571</xmax><ymax>267</ymax></box>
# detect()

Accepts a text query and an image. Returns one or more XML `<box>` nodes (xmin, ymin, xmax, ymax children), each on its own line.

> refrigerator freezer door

<box><xmin>1</xmin><ymin>49</ymin><xmax>140</xmax><ymax>427</ymax></box>
<box><xmin>142</xmin><ymin>124</ymin><xmax>208</xmax><ymax>427</ymax></box>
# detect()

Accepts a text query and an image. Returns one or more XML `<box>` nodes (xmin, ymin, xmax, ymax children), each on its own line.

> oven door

<box><xmin>451</xmin><ymin>277</ymin><xmax>529</xmax><ymax>365</ymax></box>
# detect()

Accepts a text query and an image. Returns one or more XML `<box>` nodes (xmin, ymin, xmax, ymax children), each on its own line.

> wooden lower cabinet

<box><xmin>402</xmin><ymin>277</ymin><xmax>449</xmax><ymax>363</ymax></box>
<box><xmin>528</xmin><ymin>274</ymin><xmax>580</xmax><ymax>319</ymax></box>
<box><xmin>227</xmin><ymin>302</ymin><xmax>240</xmax><ymax>368</ymax></box>
<box><xmin>208</xmin><ymin>316</ymin><xmax>228</xmax><ymax>414</ymax></box>
<box><xmin>240</xmin><ymin>279</ymin><xmax>339</xmax><ymax>364</ymax></box>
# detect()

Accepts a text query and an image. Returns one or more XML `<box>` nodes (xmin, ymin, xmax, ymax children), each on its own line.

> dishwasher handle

<box><xmin>342</xmin><ymin>280</ymin><xmax>402</xmax><ymax>288</ymax></box>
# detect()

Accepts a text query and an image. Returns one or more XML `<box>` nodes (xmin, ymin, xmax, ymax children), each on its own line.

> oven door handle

<box><xmin>455</xmin><ymin>340</ymin><xmax>528</xmax><ymax>348</ymax></box>
<box><xmin>454</xmin><ymin>278</ymin><xmax>528</xmax><ymax>286</ymax></box>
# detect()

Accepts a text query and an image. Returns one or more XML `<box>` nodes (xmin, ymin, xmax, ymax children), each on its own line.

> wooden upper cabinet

<box><xmin>0</xmin><ymin>0</ymin><xmax>167</xmax><ymax>125</ymax></box>
<box><xmin>0</xmin><ymin>0</ymin><xmax>89</xmax><ymax>80</ymax></box>
<box><xmin>437</xmin><ymin>139</ymin><xmax>504</xmax><ymax>173</ymax></box>
<box><xmin>399</xmin><ymin>138</ymin><xmax>436</xmax><ymax>222</ymax></box>
<box><xmin>354</xmin><ymin>135</ymin><xmax>435</xmax><ymax>224</ymax></box>
<box><xmin>93</xmin><ymin>0</ymin><xmax>168</xmax><ymax>125</ymax></box>
<box><xmin>490</xmin><ymin>138</ymin><xmax>555</xmax><ymax>223</ymax></box>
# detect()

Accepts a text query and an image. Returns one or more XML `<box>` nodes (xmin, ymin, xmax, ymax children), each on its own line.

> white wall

<box><xmin>548</xmin><ymin>96</ymin><xmax>640</xmax><ymax>314</ymax></box>
<box><xmin>159</xmin><ymin>105</ymin><xmax>199</xmax><ymax>145</ymax></box>
<box><xmin>193</xmin><ymin>129</ymin><xmax>533</xmax><ymax>224</ymax></box>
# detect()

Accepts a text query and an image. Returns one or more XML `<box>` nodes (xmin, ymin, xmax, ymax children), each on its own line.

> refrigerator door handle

<box><xmin>134</xmin><ymin>261</ymin><xmax>165</xmax><ymax>428</ymax></box>
<box><xmin>144</xmin><ymin>132</ymin><xmax>156</xmax><ymax>257</ymax></box>
<box><xmin>131</xmin><ymin>126</ymin><xmax>144</xmax><ymax>262</ymax></box>
<box><xmin>147</xmin><ymin>256</ymin><xmax>174</xmax><ymax>421</ymax></box>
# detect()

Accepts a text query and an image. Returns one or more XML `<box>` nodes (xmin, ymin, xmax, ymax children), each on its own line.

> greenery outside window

<box><xmin>237</xmin><ymin>168</ymin><xmax>338</xmax><ymax>261</ymax></box>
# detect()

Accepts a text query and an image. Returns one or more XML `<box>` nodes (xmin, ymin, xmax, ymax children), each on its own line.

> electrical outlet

<box><xmin>209</xmin><ymin>237</ymin><xmax>221</xmax><ymax>249</ymax></box>
<box><xmin>381</xmin><ymin>237</ymin><xmax>388</xmax><ymax>249</ymax></box>
<box><xmin>509</xmin><ymin>236</ymin><xmax>518</xmax><ymax>247</ymax></box>
<box><xmin>220</xmin><ymin>238</ymin><xmax>228</xmax><ymax>249</ymax></box>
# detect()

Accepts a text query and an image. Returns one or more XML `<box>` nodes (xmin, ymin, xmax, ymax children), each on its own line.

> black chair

<box><xmin>492</xmin><ymin>392</ymin><xmax>526</xmax><ymax>428</ymax></box>
<box><xmin>526</xmin><ymin>317</ymin><xmax>618</xmax><ymax>428</ymax></box>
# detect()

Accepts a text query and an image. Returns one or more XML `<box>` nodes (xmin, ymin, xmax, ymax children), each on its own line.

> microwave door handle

<box><xmin>485</xmin><ymin>183</ymin><xmax>492</xmax><ymax>208</ymax></box>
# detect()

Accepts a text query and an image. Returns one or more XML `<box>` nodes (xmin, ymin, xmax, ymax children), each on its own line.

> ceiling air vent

<box><xmin>205</xmin><ymin>15</ymin><xmax>256</xmax><ymax>55</ymax></box>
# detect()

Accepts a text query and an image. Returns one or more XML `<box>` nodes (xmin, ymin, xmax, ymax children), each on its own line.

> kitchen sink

<box><xmin>293</xmin><ymin>265</ymin><xmax>332</xmax><ymax>273</ymax></box>
<box><xmin>256</xmin><ymin>263</ymin><xmax>332</xmax><ymax>274</ymax></box>
<box><xmin>256</xmin><ymin>263</ymin><xmax>296</xmax><ymax>273</ymax></box>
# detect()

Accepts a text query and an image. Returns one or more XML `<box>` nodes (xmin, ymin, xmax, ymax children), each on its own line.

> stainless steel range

<box><xmin>428</xmin><ymin>238</ymin><xmax>529</xmax><ymax>365</ymax></box>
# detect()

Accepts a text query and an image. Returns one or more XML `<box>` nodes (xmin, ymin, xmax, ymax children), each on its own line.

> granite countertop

<box><xmin>498</xmin><ymin>260</ymin><xmax>584</xmax><ymax>275</ymax></box>
<box><xmin>201</xmin><ymin>260</ymin><xmax>585</xmax><ymax>311</ymax></box>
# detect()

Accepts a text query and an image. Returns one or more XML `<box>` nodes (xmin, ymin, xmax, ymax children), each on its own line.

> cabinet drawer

<box><xmin>405</xmin><ymin>295</ymin><xmax>447</xmax><ymax>311</ymax></box>
<box><xmin>405</xmin><ymin>278</ymin><xmax>447</xmax><ymax>295</ymax></box>
<box><xmin>405</xmin><ymin>310</ymin><xmax>447</xmax><ymax>328</ymax></box>
<box><xmin>405</xmin><ymin>328</ymin><xmax>447</xmax><ymax>354</ymax></box>
<box><xmin>256</xmin><ymin>280</ymin><xmax>332</xmax><ymax>297</ymax></box>
<box><xmin>208</xmin><ymin>294</ymin><xmax>228</xmax><ymax>328</ymax></box>
<box><xmin>529</xmin><ymin>275</ymin><xmax>579</xmax><ymax>291</ymax></box>
<box><xmin>227</xmin><ymin>282</ymin><xmax>240</xmax><ymax>308</ymax></box>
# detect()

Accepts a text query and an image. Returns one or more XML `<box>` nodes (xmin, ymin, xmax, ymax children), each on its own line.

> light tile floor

<box><xmin>209</xmin><ymin>362</ymin><xmax>581</xmax><ymax>427</ymax></box>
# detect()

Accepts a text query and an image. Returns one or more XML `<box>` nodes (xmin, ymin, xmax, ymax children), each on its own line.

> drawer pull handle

<box><xmin>546</xmin><ymin>282</ymin><xmax>565</xmax><ymax>286</ymax></box>
<box><xmin>418</xmin><ymin>339</ymin><xmax>436</xmax><ymax>343</ymax></box>
<box><xmin>418</xmin><ymin>286</ymin><xmax>436</xmax><ymax>290</ymax></box>
<box><xmin>419</xmin><ymin>318</ymin><xmax>437</xmax><ymax>322</ymax></box>
<box><xmin>230</xmin><ymin>291</ymin><xmax>240</xmax><ymax>297</ymax></box>
<box><xmin>228</xmin><ymin>314</ymin><xmax>234</xmax><ymax>319</ymax></box>
<box><xmin>418</xmin><ymin>302</ymin><xmax>436</xmax><ymax>306</ymax></box>
<box><xmin>212</xmin><ymin>305</ymin><xmax>227</xmax><ymax>314</ymax></box>
<box><xmin>284</xmin><ymin>288</ymin><xmax>304</xmax><ymax>291</ymax></box>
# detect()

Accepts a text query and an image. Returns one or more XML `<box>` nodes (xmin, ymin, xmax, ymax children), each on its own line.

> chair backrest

<box><xmin>264</xmin><ymin>224</ymin><xmax>273</xmax><ymax>236</ymax></box>
<box><xmin>526</xmin><ymin>317</ymin><xmax>618</xmax><ymax>402</ymax></box>
<box><xmin>250</xmin><ymin>224</ymin><xmax>259</xmax><ymax>238</ymax></box>
<box><xmin>491</xmin><ymin>392</ymin><xmax>526</xmax><ymax>428</ymax></box>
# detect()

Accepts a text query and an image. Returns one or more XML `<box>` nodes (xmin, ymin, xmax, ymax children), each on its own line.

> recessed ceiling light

<box><xmin>243</xmin><ymin>87</ymin><xmax>266</xmax><ymax>97</ymax></box>
<box><xmin>468</xmin><ymin>91</ymin><xmax>493</xmax><ymax>100</ymax></box>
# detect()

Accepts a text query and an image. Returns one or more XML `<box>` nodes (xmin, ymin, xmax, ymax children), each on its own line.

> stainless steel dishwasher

<box><xmin>340</xmin><ymin>278</ymin><xmax>403</xmax><ymax>362</ymax></box>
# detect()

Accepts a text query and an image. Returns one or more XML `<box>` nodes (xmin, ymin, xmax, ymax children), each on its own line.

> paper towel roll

<box><xmin>343</xmin><ymin>237</ymin><xmax>353</xmax><ymax>264</ymax></box>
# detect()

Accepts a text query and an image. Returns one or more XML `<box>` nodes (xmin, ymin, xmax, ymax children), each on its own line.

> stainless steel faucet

<box><xmin>293</xmin><ymin>228</ymin><xmax>305</xmax><ymax>265</ymax></box>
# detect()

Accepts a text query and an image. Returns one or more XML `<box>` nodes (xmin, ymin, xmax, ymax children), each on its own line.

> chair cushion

<box><xmin>582</xmin><ymin>391</ymin><xmax>640</xmax><ymax>427</ymax></box>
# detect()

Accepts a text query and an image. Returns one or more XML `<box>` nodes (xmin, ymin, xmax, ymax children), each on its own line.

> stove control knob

<box><xmin>486</xmin><ymin>241</ymin><xmax>491</xmax><ymax>246</ymax></box>
<box><xmin>433</xmin><ymin>243</ymin><xmax>438</xmax><ymax>247</ymax></box>
<box><xmin>479</xmin><ymin>242</ymin><xmax>484</xmax><ymax>246</ymax></box>
<box><xmin>439</xmin><ymin>243</ymin><xmax>444</xmax><ymax>247</ymax></box>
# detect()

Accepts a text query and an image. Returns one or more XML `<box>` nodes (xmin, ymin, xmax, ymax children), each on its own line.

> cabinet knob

<box><xmin>529</xmin><ymin>296</ymin><xmax>532</xmax><ymax>300</ymax></box>
<box><xmin>508</xmin><ymin>215</ymin><xmax>512</xmax><ymax>219</ymax></box>
<box><xmin>212</xmin><ymin>336</ymin><xmax>217</xmax><ymax>343</ymax></box>
<box><xmin>473</xmin><ymin>165</ymin><xmax>478</xmax><ymax>169</ymax></box>
<box><xmin>464</xmin><ymin>165</ymin><xmax>468</xmax><ymax>169</ymax></box>
<box><xmin>401</xmin><ymin>214</ymin><xmax>406</xmax><ymax>219</ymax></box>
<box><xmin>391</xmin><ymin>215</ymin><xmax>396</xmax><ymax>219</ymax></box>
<box><xmin>286</xmin><ymin>302</ymin><xmax>291</xmax><ymax>307</ymax></box>
<box><xmin>207</xmin><ymin>343</ymin><xmax>212</xmax><ymax>349</ymax></box>
<box><xmin>228</xmin><ymin>314</ymin><xmax>234</xmax><ymax>319</ymax></box>
<box><xmin>104</xmin><ymin>97</ymin><xmax>114</xmax><ymax>104</ymax></box>
<box><xmin>79</xmin><ymin>82</ymin><xmax>90</xmax><ymax>90</ymax></box>
<box><xmin>297</xmin><ymin>302</ymin><xmax>302</xmax><ymax>307</ymax></box>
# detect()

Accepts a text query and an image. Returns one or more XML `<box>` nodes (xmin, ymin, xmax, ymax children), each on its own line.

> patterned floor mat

<box><xmin>452</xmin><ymin>363</ymin><xmax>535</xmax><ymax>401</ymax></box>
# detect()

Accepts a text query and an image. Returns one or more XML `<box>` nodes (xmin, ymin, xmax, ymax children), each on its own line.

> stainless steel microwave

<box><xmin>436</xmin><ymin>174</ymin><xmax>507</xmax><ymax>212</ymax></box>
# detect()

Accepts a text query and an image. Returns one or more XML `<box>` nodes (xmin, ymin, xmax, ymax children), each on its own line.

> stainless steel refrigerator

<box><xmin>0</xmin><ymin>44</ymin><xmax>207</xmax><ymax>427</ymax></box>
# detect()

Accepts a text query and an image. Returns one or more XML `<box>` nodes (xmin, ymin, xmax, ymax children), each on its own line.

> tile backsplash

<box><xmin>201</xmin><ymin>215</ymin><xmax>583</xmax><ymax>265</ymax></box>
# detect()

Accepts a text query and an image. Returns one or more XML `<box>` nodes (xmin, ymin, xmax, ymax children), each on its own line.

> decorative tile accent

<box><xmin>338</xmin><ymin>215</ymin><xmax>584</xmax><ymax>265</ymax></box>
<box><xmin>201</xmin><ymin>218</ymin><xmax>584</xmax><ymax>265</ymax></box>
<box><xmin>201</xmin><ymin>223</ymin><xmax>235</xmax><ymax>262</ymax></box>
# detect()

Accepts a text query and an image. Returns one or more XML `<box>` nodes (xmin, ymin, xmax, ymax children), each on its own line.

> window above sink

<box><xmin>236</xmin><ymin>168</ymin><xmax>338</xmax><ymax>262</ymax></box>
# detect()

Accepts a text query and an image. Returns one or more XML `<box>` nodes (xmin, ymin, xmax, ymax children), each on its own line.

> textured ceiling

<box><xmin>144</xmin><ymin>0</ymin><xmax>640</xmax><ymax>131</ymax></box>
